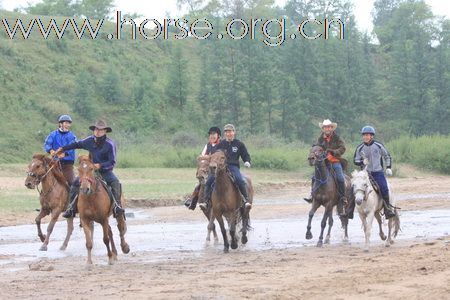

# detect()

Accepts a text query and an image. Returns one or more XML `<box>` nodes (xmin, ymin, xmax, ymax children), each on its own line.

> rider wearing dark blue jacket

<box><xmin>57</xmin><ymin>120</ymin><xmax>125</xmax><ymax>218</ymax></box>
<box><xmin>43</xmin><ymin>115</ymin><xmax>77</xmax><ymax>184</ymax></box>
<box><xmin>201</xmin><ymin>124</ymin><xmax>252</xmax><ymax>210</ymax></box>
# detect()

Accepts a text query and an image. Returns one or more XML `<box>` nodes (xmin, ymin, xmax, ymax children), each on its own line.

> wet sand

<box><xmin>0</xmin><ymin>174</ymin><xmax>450</xmax><ymax>299</ymax></box>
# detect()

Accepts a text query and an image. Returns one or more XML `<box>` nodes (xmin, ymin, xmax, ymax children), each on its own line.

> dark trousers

<box><xmin>371</xmin><ymin>171</ymin><xmax>389</xmax><ymax>197</ymax></box>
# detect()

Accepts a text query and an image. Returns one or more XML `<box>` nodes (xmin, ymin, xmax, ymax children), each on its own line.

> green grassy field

<box><xmin>0</xmin><ymin>165</ymin><xmax>309</xmax><ymax>215</ymax></box>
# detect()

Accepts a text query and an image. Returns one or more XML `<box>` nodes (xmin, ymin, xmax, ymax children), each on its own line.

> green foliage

<box><xmin>388</xmin><ymin>135</ymin><xmax>450</xmax><ymax>174</ymax></box>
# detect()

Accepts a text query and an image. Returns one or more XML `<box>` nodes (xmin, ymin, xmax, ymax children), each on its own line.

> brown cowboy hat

<box><xmin>89</xmin><ymin>120</ymin><xmax>112</xmax><ymax>132</ymax></box>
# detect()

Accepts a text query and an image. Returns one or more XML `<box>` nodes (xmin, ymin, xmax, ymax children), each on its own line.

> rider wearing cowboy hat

<box><xmin>56</xmin><ymin>120</ymin><xmax>125</xmax><ymax>218</ymax></box>
<box><xmin>304</xmin><ymin>119</ymin><xmax>347</xmax><ymax>216</ymax></box>
<box><xmin>354</xmin><ymin>126</ymin><xmax>395</xmax><ymax>219</ymax></box>
<box><xmin>43</xmin><ymin>115</ymin><xmax>77</xmax><ymax>185</ymax></box>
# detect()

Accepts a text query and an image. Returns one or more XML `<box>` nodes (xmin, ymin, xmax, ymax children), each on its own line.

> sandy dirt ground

<box><xmin>0</xmin><ymin>171</ymin><xmax>450</xmax><ymax>299</ymax></box>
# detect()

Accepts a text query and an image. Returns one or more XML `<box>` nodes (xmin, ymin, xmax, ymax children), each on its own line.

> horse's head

<box><xmin>25</xmin><ymin>154</ymin><xmax>52</xmax><ymax>189</ymax></box>
<box><xmin>351</xmin><ymin>169</ymin><xmax>370</xmax><ymax>206</ymax></box>
<box><xmin>209</xmin><ymin>151</ymin><xmax>227</xmax><ymax>175</ymax></box>
<box><xmin>78</xmin><ymin>155</ymin><xmax>96</xmax><ymax>196</ymax></box>
<box><xmin>196</xmin><ymin>155</ymin><xmax>210</xmax><ymax>183</ymax></box>
<box><xmin>308</xmin><ymin>145</ymin><xmax>326</xmax><ymax>166</ymax></box>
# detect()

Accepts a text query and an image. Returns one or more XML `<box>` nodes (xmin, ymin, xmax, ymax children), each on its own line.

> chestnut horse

<box><xmin>306</xmin><ymin>145</ymin><xmax>354</xmax><ymax>247</ymax></box>
<box><xmin>25</xmin><ymin>154</ymin><xmax>74</xmax><ymax>251</ymax></box>
<box><xmin>196</xmin><ymin>155</ymin><xmax>218</xmax><ymax>242</ymax></box>
<box><xmin>208</xmin><ymin>151</ymin><xmax>253</xmax><ymax>253</ymax></box>
<box><xmin>77</xmin><ymin>155</ymin><xmax>129</xmax><ymax>266</ymax></box>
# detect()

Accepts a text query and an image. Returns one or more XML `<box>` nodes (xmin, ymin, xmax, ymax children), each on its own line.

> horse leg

<box><xmin>35</xmin><ymin>209</ymin><xmax>49</xmax><ymax>243</ymax></box>
<box><xmin>82</xmin><ymin>220</ymin><xmax>94</xmax><ymax>266</ymax></box>
<box><xmin>386</xmin><ymin>218</ymin><xmax>394</xmax><ymax>247</ymax></box>
<box><xmin>241</xmin><ymin>207</ymin><xmax>249</xmax><ymax>245</ymax></box>
<box><xmin>324</xmin><ymin>213</ymin><xmax>334</xmax><ymax>244</ymax></box>
<box><xmin>216</xmin><ymin>214</ymin><xmax>229</xmax><ymax>253</ymax></box>
<box><xmin>317</xmin><ymin>209</ymin><xmax>331</xmax><ymax>247</ymax></box>
<box><xmin>229</xmin><ymin>215</ymin><xmax>238</xmax><ymax>250</ymax></box>
<box><xmin>364</xmin><ymin>213</ymin><xmax>375</xmax><ymax>252</ymax></box>
<box><xmin>340</xmin><ymin>216</ymin><xmax>349</xmax><ymax>243</ymax></box>
<box><xmin>39</xmin><ymin>213</ymin><xmax>58</xmax><ymax>251</ymax></box>
<box><xmin>101</xmin><ymin>221</ymin><xmax>114</xmax><ymax>265</ymax></box>
<box><xmin>60</xmin><ymin>217</ymin><xmax>74</xmax><ymax>251</ymax></box>
<box><xmin>306</xmin><ymin>201</ymin><xmax>320</xmax><ymax>240</ymax></box>
<box><xmin>116</xmin><ymin>214</ymin><xmax>130</xmax><ymax>254</ymax></box>
<box><xmin>375</xmin><ymin>212</ymin><xmax>386</xmax><ymax>241</ymax></box>
<box><xmin>204</xmin><ymin>208</ymin><xmax>212</xmax><ymax>242</ymax></box>
<box><xmin>108</xmin><ymin>225</ymin><xmax>118</xmax><ymax>262</ymax></box>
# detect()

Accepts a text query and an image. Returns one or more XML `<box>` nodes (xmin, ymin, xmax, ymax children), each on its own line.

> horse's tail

<box><xmin>392</xmin><ymin>213</ymin><xmax>401</xmax><ymax>238</ymax></box>
<box><xmin>239</xmin><ymin>207</ymin><xmax>252</xmax><ymax>232</ymax></box>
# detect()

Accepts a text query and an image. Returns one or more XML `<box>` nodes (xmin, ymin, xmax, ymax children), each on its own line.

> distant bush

<box><xmin>388</xmin><ymin>135</ymin><xmax>450</xmax><ymax>174</ymax></box>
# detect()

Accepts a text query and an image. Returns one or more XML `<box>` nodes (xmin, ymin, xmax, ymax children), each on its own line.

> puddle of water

<box><xmin>0</xmin><ymin>209</ymin><xmax>449</xmax><ymax>270</ymax></box>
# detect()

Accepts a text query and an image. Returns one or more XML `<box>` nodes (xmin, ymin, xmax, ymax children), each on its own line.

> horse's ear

<box><xmin>33</xmin><ymin>153</ymin><xmax>46</xmax><ymax>160</ymax></box>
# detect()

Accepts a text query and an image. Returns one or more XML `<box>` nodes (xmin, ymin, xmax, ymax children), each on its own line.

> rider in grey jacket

<box><xmin>354</xmin><ymin>126</ymin><xmax>395</xmax><ymax>219</ymax></box>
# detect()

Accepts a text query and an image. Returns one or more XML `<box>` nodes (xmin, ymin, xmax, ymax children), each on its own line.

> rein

<box><xmin>35</xmin><ymin>164</ymin><xmax>57</xmax><ymax>198</ymax></box>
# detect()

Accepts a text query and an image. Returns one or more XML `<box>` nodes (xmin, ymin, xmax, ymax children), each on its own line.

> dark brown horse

<box><xmin>208</xmin><ymin>151</ymin><xmax>253</xmax><ymax>253</ymax></box>
<box><xmin>306</xmin><ymin>145</ymin><xmax>353</xmax><ymax>247</ymax></box>
<box><xmin>25</xmin><ymin>154</ymin><xmax>74</xmax><ymax>251</ymax></box>
<box><xmin>77</xmin><ymin>155</ymin><xmax>129</xmax><ymax>266</ymax></box>
<box><xmin>196</xmin><ymin>155</ymin><xmax>218</xmax><ymax>242</ymax></box>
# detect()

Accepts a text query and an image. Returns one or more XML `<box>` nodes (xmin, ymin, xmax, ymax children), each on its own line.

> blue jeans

<box><xmin>371</xmin><ymin>171</ymin><xmax>389</xmax><ymax>197</ymax></box>
<box><xmin>332</xmin><ymin>162</ymin><xmax>345</xmax><ymax>183</ymax></box>
<box><xmin>228</xmin><ymin>165</ymin><xmax>248</xmax><ymax>199</ymax></box>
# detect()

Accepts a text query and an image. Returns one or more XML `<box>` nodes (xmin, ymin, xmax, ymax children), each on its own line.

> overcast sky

<box><xmin>1</xmin><ymin>0</ymin><xmax>449</xmax><ymax>32</ymax></box>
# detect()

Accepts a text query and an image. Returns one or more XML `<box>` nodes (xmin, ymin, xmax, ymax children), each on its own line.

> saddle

<box><xmin>367</xmin><ymin>173</ymin><xmax>381</xmax><ymax>195</ymax></box>
<box><xmin>96</xmin><ymin>176</ymin><xmax>116</xmax><ymax>204</ymax></box>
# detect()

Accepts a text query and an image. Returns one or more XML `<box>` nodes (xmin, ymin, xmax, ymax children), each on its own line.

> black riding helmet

<box><xmin>208</xmin><ymin>126</ymin><xmax>221</xmax><ymax>136</ymax></box>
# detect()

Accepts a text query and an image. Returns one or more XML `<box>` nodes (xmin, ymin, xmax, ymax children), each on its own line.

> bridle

<box><xmin>27</xmin><ymin>159</ymin><xmax>57</xmax><ymax>196</ymax></box>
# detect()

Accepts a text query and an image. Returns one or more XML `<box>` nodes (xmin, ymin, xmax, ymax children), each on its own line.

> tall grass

<box><xmin>387</xmin><ymin>135</ymin><xmax>450</xmax><ymax>174</ymax></box>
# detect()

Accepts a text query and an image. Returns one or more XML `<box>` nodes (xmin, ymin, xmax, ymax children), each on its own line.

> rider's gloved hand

<box><xmin>385</xmin><ymin>168</ymin><xmax>393</xmax><ymax>176</ymax></box>
<box><xmin>244</xmin><ymin>162</ymin><xmax>251</xmax><ymax>168</ymax></box>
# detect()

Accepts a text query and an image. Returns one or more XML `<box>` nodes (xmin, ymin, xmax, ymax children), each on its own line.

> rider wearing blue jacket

<box><xmin>43</xmin><ymin>115</ymin><xmax>77</xmax><ymax>184</ymax></box>
<box><xmin>56</xmin><ymin>120</ymin><xmax>125</xmax><ymax>218</ymax></box>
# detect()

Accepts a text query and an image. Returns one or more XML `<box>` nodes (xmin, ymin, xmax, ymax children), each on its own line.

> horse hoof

<box><xmin>223</xmin><ymin>248</ymin><xmax>229</xmax><ymax>253</ymax></box>
<box><xmin>231</xmin><ymin>242</ymin><xmax>238</xmax><ymax>250</ymax></box>
<box><xmin>121</xmin><ymin>243</ymin><xmax>130</xmax><ymax>254</ymax></box>
<box><xmin>316</xmin><ymin>241</ymin><xmax>323</xmax><ymax>247</ymax></box>
<box><xmin>324</xmin><ymin>238</ymin><xmax>330</xmax><ymax>244</ymax></box>
<box><xmin>241</xmin><ymin>236</ymin><xmax>248</xmax><ymax>244</ymax></box>
<box><xmin>39</xmin><ymin>235</ymin><xmax>46</xmax><ymax>243</ymax></box>
<box><xmin>59</xmin><ymin>244</ymin><xmax>67</xmax><ymax>251</ymax></box>
<box><xmin>306</xmin><ymin>232</ymin><xmax>313</xmax><ymax>240</ymax></box>
<box><xmin>39</xmin><ymin>245</ymin><xmax>47</xmax><ymax>251</ymax></box>
<box><xmin>380</xmin><ymin>235</ymin><xmax>387</xmax><ymax>241</ymax></box>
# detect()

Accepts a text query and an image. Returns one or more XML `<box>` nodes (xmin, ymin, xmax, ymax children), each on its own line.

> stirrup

<box><xmin>303</xmin><ymin>197</ymin><xmax>313</xmax><ymax>204</ymax></box>
<box><xmin>199</xmin><ymin>203</ymin><xmax>207</xmax><ymax>210</ymax></box>
<box><xmin>62</xmin><ymin>209</ymin><xmax>75</xmax><ymax>218</ymax></box>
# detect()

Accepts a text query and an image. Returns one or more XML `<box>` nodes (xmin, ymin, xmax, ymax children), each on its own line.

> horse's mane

<box><xmin>32</xmin><ymin>153</ymin><xmax>69</xmax><ymax>189</ymax></box>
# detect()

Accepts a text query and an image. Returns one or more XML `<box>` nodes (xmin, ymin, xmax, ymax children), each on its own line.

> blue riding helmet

<box><xmin>361</xmin><ymin>126</ymin><xmax>375</xmax><ymax>135</ymax></box>
<box><xmin>58</xmin><ymin>114</ymin><xmax>72</xmax><ymax>123</ymax></box>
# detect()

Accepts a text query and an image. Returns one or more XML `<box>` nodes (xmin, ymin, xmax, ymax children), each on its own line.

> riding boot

<box><xmin>337</xmin><ymin>180</ymin><xmax>347</xmax><ymax>216</ymax></box>
<box><xmin>303</xmin><ymin>178</ymin><xmax>315</xmax><ymax>204</ymax></box>
<box><xmin>238</xmin><ymin>182</ymin><xmax>251</xmax><ymax>209</ymax></box>
<box><xmin>189</xmin><ymin>187</ymin><xmax>200</xmax><ymax>211</ymax></box>
<box><xmin>383</xmin><ymin>194</ymin><xmax>396</xmax><ymax>219</ymax></box>
<box><xmin>63</xmin><ymin>184</ymin><xmax>79</xmax><ymax>218</ymax></box>
<box><xmin>110</xmin><ymin>181</ymin><xmax>125</xmax><ymax>218</ymax></box>
<box><xmin>185</xmin><ymin>184</ymin><xmax>200</xmax><ymax>210</ymax></box>
<box><xmin>199</xmin><ymin>183</ymin><xmax>212</xmax><ymax>211</ymax></box>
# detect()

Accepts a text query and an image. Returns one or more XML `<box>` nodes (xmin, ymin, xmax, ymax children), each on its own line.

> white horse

<box><xmin>351</xmin><ymin>169</ymin><xmax>400</xmax><ymax>251</ymax></box>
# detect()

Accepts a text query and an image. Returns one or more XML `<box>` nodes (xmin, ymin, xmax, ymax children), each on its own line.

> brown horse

<box><xmin>77</xmin><ymin>155</ymin><xmax>129</xmax><ymax>266</ymax></box>
<box><xmin>196</xmin><ymin>155</ymin><xmax>218</xmax><ymax>242</ymax></box>
<box><xmin>25</xmin><ymin>154</ymin><xmax>74</xmax><ymax>251</ymax></box>
<box><xmin>306</xmin><ymin>145</ymin><xmax>354</xmax><ymax>247</ymax></box>
<box><xmin>208</xmin><ymin>151</ymin><xmax>253</xmax><ymax>253</ymax></box>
